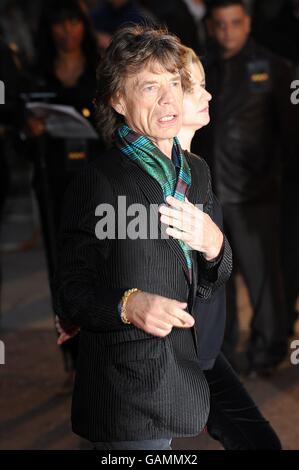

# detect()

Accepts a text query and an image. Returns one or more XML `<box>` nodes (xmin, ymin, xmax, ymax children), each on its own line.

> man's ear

<box><xmin>110</xmin><ymin>91</ymin><xmax>126</xmax><ymax>116</ymax></box>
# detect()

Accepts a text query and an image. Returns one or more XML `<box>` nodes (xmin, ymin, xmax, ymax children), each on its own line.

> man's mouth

<box><xmin>158</xmin><ymin>114</ymin><xmax>177</xmax><ymax>123</ymax></box>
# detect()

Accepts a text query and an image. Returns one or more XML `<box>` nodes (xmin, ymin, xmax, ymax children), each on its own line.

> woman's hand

<box><xmin>159</xmin><ymin>196</ymin><xmax>224</xmax><ymax>261</ymax></box>
<box><xmin>55</xmin><ymin>316</ymin><xmax>80</xmax><ymax>345</ymax></box>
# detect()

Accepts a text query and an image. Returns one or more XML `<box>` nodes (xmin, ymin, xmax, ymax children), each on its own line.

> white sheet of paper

<box><xmin>26</xmin><ymin>102</ymin><xmax>98</xmax><ymax>139</ymax></box>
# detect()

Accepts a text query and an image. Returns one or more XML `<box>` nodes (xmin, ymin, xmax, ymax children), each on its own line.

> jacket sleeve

<box><xmin>196</xmin><ymin>159</ymin><xmax>233</xmax><ymax>299</ymax></box>
<box><xmin>53</xmin><ymin>166</ymin><xmax>130</xmax><ymax>332</ymax></box>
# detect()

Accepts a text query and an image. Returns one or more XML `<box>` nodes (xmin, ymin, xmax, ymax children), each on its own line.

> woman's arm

<box><xmin>196</xmin><ymin>158</ymin><xmax>233</xmax><ymax>299</ymax></box>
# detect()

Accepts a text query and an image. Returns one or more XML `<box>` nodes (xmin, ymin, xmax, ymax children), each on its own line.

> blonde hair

<box><xmin>182</xmin><ymin>46</ymin><xmax>205</xmax><ymax>82</ymax></box>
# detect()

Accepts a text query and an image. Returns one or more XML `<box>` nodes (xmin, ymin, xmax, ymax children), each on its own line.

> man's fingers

<box><xmin>168</xmin><ymin>315</ymin><xmax>194</xmax><ymax>328</ymax></box>
<box><xmin>185</xmin><ymin>196</ymin><xmax>194</xmax><ymax>206</ymax></box>
<box><xmin>165</xmin><ymin>226</ymin><xmax>192</xmax><ymax>242</ymax></box>
<box><xmin>160</xmin><ymin>206</ymin><xmax>203</xmax><ymax>232</ymax></box>
<box><xmin>170</xmin><ymin>303</ymin><xmax>194</xmax><ymax>327</ymax></box>
<box><xmin>171</xmin><ymin>307</ymin><xmax>195</xmax><ymax>326</ymax></box>
<box><xmin>159</xmin><ymin>205</ymin><xmax>185</xmax><ymax>220</ymax></box>
<box><xmin>132</xmin><ymin>293</ymin><xmax>194</xmax><ymax>336</ymax></box>
<box><xmin>148</xmin><ymin>313</ymin><xmax>194</xmax><ymax>331</ymax></box>
<box><xmin>148</xmin><ymin>326</ymin><xmax>172</xmax><ymax>338</ymax></box>
<box><xmin>147</xmin><ymin>316</ymin><xmax>174</xmax><ymax>331</ymax></box>
<box><xmin>162</xmin><ymin>301</ymin><xmax>194</xmax><ymax>327</ymax></box>
<box><xmin>165</xmin><ymin>196</ymin><xmax>197</xmax><ymax>215</ymax></box>
<box><xmin>160</xmin><ymin>213</ymin><xmax>195</xmax><ymax>233</ymax></box>
<box><xmin>179</xmin><ymin>301</ymin><xmax>188</xmax><ymax>309</ymax></box>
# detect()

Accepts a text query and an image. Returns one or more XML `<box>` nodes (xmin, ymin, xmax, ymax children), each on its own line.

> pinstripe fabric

<box><xmin>54</xmin><ymin>148</ymin><xmax>232</xmax><ymax>442</ymax></box>
<box><xmin>116</xmin><ymin>125</ymin><xmax>193</xmax><ymax>281</ymax></box>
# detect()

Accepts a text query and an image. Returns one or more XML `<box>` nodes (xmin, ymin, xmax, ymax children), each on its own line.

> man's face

<box><xmin>111</xmin><ymin>62</ymin><xmax>183</xmax><ymax>145</ymax></box>
<box><xmin>208</xmin><ymin>5</ymin><xmax>251</xmax><ymax>57</ymax></box>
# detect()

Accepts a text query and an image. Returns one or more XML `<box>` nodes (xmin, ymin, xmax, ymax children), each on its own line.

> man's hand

<box><xmin>125</xmin><ymin>291</ymin><xmax>195</xmax><ymax>337</ymax></box>
<box><xmin>159</xmin><ymin>196</ymin><xmax>224</xmax><ymax>261</ymax></box>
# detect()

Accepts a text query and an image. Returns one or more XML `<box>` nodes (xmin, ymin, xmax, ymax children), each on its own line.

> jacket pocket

<box><xmin>104</xmin><ymin>336</ymin><xmax>164</xmax><ymax>364</ymax></box>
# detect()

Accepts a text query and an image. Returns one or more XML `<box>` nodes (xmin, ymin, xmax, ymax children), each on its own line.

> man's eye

<box><xmin>144</xmin><ymin>86</ymin><xmax>155</xmax><ymax>92</ymax></box>
<box><xmin>171</xmin><ymin>81</ymin><xmax>180</xmax><ymax>87</ymax></box>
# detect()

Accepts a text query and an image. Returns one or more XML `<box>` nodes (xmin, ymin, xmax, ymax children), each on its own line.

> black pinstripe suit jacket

<box><xmin>54</xmin><ymin>147</ymin><xmax>232</xmax><ymax>442</ymax></box>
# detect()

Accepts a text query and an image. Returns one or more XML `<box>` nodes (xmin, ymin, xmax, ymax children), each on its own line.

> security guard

<box><xmin>195</xmin><ymin>0</ymin><xmax>298</xmax><ymax>375</ymax></box>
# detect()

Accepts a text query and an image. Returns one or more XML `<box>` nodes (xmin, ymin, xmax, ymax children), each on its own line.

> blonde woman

<box><xmin>177</xmin><ymin>47</ymin><xmax>281</xmax><ymax>450</ymax></box>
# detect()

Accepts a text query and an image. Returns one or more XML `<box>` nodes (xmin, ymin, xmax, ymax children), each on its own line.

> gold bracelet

<box><xmin>120</xmin><ymin>288</ymin><xmax>140</xmax><ymax>325</ymax></box>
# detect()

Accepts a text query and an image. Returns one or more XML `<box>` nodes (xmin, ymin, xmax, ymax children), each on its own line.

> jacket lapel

<box><xmin>119</xmin><ymin>151</ymin><xmax>200</xmax><ymax>357</ymax></box>
<box><xmin>119</xmin><ymin>155</ymin><xmax>191</xmax><ymax>284</ymax></box>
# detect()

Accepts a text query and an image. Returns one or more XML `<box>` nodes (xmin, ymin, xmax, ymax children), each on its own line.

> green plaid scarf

<box><xmin>115</xmin><ymin>124</ymin><xmax>192</xmax><ymax>281</ymax></box>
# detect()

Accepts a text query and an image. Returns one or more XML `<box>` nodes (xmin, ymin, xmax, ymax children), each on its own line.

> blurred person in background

<box><xmin>252</xmin><ymin>0</ymin><xmax>299</xmax><ymax>71</ymax></box>
<box><xmin>0</xmin><ymin>0</ymin><xmax>35</xmax><ymax>67</ymax></box>
<box><xmin>0</xmin><ymin>39</ymin><xmax>18</xmax><ymax>219</ymax></box>
<box><xmin>91</xmin><ymin>0</ymin><xmax>155</xmax><ymax>50</ymax></box>
<box><xmin>140</xmin><ymin>0</ymin><xmax>203</xmax><ymax>54</ymax></box>
<box><xmin>195</xmin><ymin>0</ymin><xmax>298</xmax><ymax>376</ymax></box>
<box><xmin>24</xmin><ymin>0</ymin><xmax>101</xmax><ymax>377</ymax></box>
<box><xmin>181</xmin><ymin>0</ymin><xmax>208</xmax><ymax>50</ymax></box>
<box><xmin>0</xmin><ymin>38</ymin><xmax>20</xmax><ymax>314</ymax></box>
<box><xmin>252</xmin><ymin>0</ymin><xmax>299</xmax><ymax>330</ymax></box>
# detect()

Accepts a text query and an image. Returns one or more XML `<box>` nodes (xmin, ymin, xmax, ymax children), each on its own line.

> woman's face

<box><xmin>51</xmin><ymin>17</ymin><xmax>85</xmax><ymax>53</ymax></box>
<box><xmin>182</xmin><ymin>62</ymin><xmax>212</xmax><ymax>131</ymax></box>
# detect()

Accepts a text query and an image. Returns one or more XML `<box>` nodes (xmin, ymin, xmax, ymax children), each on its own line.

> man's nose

<box><xmin>159</xmin><ymin>85</ymin><xmax>175</xmax><ymax>105</ymax></box>
<box><xmin>224</xmin><ymin>24</ymin><xmax>234</xmax><ymax>37</ymax></box>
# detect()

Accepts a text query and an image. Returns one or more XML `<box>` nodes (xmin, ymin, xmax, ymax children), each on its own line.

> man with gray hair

<box><xmin>54</xmin><ymin>25</ymin><xmax>232</xmax><ymax>450</ymax></box>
